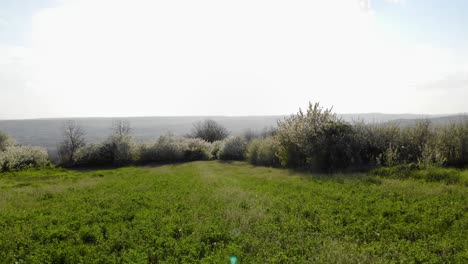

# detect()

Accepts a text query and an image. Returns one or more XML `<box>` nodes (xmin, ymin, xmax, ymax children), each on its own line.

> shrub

<box><xmin>100</xmin><ymin>135</ymin><xmax>140</xmax><ymax>166</ymax></box>
<box><xmin>140</xmin><ymin>135</ymin><xmax>185</xmax><ymax>163</ymax></box>
<box><xmin>182</xmin><ymin>137</ymin><xmax>212</xmax><ymax>161</ymax></box>
<box><xmin>74</xmin><ymin>144</ymin><xmax>111</xmax><ymax>167</ymax></box>
<box><xmin>219</xmin><ymin>136</ymin><xmax>247</xmax><ymax>161</ymax></box>
<box><xmin>210</xmin><ymin>140</ymin><xmax>223</xmax><ymax>160</ymax></box>
<box><xmin>190</xmin><ymin>119</ymin><xmax>229</xmax><ymax>143</ymax></box>
<box><xmin>0</xmin><ymin>146</ymin><xmax>49</xmax><ymax>172</ymax></box>
<box><xmin>140</xmin><ymin>135</ymin><xmax>212</xmax><ymax>164</ymax></box>
<box><xmin>74</xmin><ymin>136</ymin><xmax>139</xmax><ymax>167</ymax></box>
<box><xmin>0</xmin><ymin>131</ymin><xmax>15</xmax><ymax>151</ymax></box>
<box><xmin>435</xmin><ymin>122</ymin><xmax>468</xmax><ymax>167</ymax></box>
<box><xmin>398</xmin><ymin>120</ymin><xmax>434</xmax><ymax>164</ymax></box>
<box><xmin>275</xmin><ymin>102</ymin><xmax>362</xmax><ymax>172</ymax></box>
<box><xmin>247</xmin><ymin>137</ymin><xmax>280</xmax><ymax>167</ymax></box>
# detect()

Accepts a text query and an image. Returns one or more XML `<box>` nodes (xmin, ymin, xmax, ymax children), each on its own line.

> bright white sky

<box><xmin>0</xmin><ymin>0</ymin><xmax>467</xmax><ymax>119</ymax></box>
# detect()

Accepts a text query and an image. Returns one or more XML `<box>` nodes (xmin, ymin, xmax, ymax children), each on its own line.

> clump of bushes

<box><xmin>140</xmin><ymin>135</ymin><xmax>212</xmax><ymax>164</ymax></box>
<box><xmin>265</xmin><ymin>102</ymin><xmax>467</xmax><ymax>173</ymax></box>
<box><xmin>74</xmin><ymin>144</ymin><xmax>109</xmax><ymax>166</ymax></box>
<box><xmin>0</xmin><ymin>131</ymin><xmax>50</xmax><ymax>172</ymax></box>
<box><xmin>246</xmin><ymin>137</ymin><xmax>280</xmax><ymax>167</ymax></box>
<box><xmin>219</xmin><ymin>136</ymin><xmax>247</xmax><ymax>161</ymax></box>
<box><xmin>274</xmin><ymin>102</ymin><xmax>363</xmax><ymax>172</ymax></box>
<box><xmin>0</xmin><ymin>146</ymin><xmax>49</xmax><ymax>172</ymax></box>
<box><xmin>0</xmin><ymin>131</ymin><xmax>15</xmax><ymax>151</ymax></box>
<box><xmin>189</xmin><ymin>119</ymin><xmax>229</xmax><ymax>143</ymax></box>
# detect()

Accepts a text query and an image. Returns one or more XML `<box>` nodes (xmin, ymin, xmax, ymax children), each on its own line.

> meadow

<box><xmin>1</xmin><ymin>161</ymin><xmax>466</xmax><ymax>263</ymax></box>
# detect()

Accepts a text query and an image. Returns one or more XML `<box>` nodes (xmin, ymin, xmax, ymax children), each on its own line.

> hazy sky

<box><xmin>1</xmin><ymin>0</ymin><xmax>467</xmax><ymax>119</ymax></box>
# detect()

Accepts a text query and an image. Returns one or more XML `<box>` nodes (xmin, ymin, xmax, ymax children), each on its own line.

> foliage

<box><xmin>190</xmin><ymin>119</ymin><xmax>229</xmax><ymax>143</ymax></box>
<box><xmin>101</xmin><ymin>135</ymin><xmax>140</xmax><ymax>165</ymax></box>
<box><xmin>275</xmin><ymin>102</ymin><xmax>362</xmax><ymax>172</ymax></box>
<box><xmin>210</xmin><ymin>140</ymin><xmax>223</xmax><ymax>160</ymax></box>
<box><xmin>140</xmin><ymin>135</ymin><xmax>212</xmax><ymax>164</ymax></box>
<box><xmin>0</xmin><ymin>131</ymin><xmax>15</xmax><ymax>151</ymax></box>
<box><xmin>273</xmin><ymin>102</ymin><xmax>467</xmax><ymax>172</ymax></box>
<box><xmin>182</xmin><ymin>137</ymin><xmax>212</xmax><ymax>161</ymax></box>
<box><xmin>74</xmin><ymin>144</ymin><xmax>112</xmax><ymax>166</ymax></box>
<box><xmin>0</xmin><ymin>146</ymin><xmax>49</xmax><ymax>172</ymax></box>
<box><xmin>246</xmin><ymin>137</ymin><xmax>280</xmax><ymax>167</ymax></box>
<box><xmin>370</xmin><ymin>164</ymin><xmax>463</xmax><ymax>184</ymax></box>
<box><xmin>218</xmin><ymin>136</ymin><xmax>247</xmax><ymax>161</ymax></box>
<box><xmin>435</xmin><ymin>122</ymin><xmax>468</xmax><ymax>167</ymax></box>
<box><xmin>0</xmin><ymin>162</ymin><xmax>466</xmax><ymax>263</ymax></box>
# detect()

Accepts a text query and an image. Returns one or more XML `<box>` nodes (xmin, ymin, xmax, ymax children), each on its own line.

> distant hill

<box><xmin>385</xmin><ymin>114</ymin><xmax>468</xmax><ymax>127</ymax></box>
<box><xmin>0</xmin><ymin>114</ymin><xmax>466</xmax><ymax>158</ymax></box>
<box><xmin>0</xmin><ymin>116</ymin><xmax>282</xmax><ymax>157</ymax></box>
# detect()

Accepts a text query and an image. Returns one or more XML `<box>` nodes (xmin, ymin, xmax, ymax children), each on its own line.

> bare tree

<box><xmin>58</xmin><ymin>120</ymin><xmax>86</xmax><ymax>165</ymax></box>
<box><xmin>112</xmin><ymin>120</ymin><xmax>131</xmax><ymax>138</ymax></box>
<box><xmin>190</xmin><ymin>119</ymin><xmax>229</xmax><ymax>143</ymax></box>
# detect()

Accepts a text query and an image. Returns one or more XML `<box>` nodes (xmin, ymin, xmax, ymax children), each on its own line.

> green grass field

<box><xmin>0</xmin><ymin>161</ymin><xmax>467</xmax><ymax>263</ymax></box>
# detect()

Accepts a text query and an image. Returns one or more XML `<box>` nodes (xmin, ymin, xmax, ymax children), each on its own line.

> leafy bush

<box><xmin>140</xmin><ymin>135</ymin><xmax>212</xmax><ymax>164</ymax></box>
<box><xmin>0</xmin><ymin>131</ymin><xmax>15</xmax><ymax>151</ymax></box>
<box><xmin>100</xmin><ymin>135</ymin><xmax>140</xmax><ymax>166</ymax></box>
<box><xmin>190</xmin><ymin>119</ymin><xmax>229</xmax><ymax>143</ymax></box>
<box><xmin>74</xmin><ymin>144</ymin><xmax>111</xmax><ymax>166</ymax></box>
<box><xmin>73</xmin><ymin>136</ymin><xmax>139</xmax><ymax>167</ymax></box>
<box><xmin>182</xmin><ymin>137</ymin><xmax>212</xmax><ymax>161</ymax></box>
<box><xmin>247</xmin><ymin>137</ymin><xmax>280</xmax><ymax>167</ymax></box>
<box><xmin>210</xmin><ymin>140</ymin><xmax>223</xmax><ymax>160</ymax></box>
<box><xmin>275</xmin><ymin>102</ymin><xmax>362</xmax><ymax>172</ymax></box>
<box><xmin>0</xmin><ymin>146</ymin><xmax>49</xmax><ymax>172</ymax></box>
<box><xmin>140</xmin><ymin>135</ymin><xmax>185</xmax><ymax>163</ymax></box>
<box><xmin>435</xmin><ymin>122</ymin><xmax>468</xmax><ymax>167</ymax></box>
<box><xmin>218</xmin><ymin>136</ymin><xmax>247</xmax><ymax>161</ymax></box>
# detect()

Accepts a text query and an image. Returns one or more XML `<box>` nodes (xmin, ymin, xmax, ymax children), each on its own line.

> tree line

<box><xmin>1</xmin><ymin>102</ymin><xmax>467</xmax><ymax>173</ymax></box>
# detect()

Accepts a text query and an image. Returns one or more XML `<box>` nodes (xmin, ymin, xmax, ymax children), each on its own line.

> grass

<box><xmin>0</xmin><ymin>161</ymin><xmax>467</xmax><ymax>263</ymax></box>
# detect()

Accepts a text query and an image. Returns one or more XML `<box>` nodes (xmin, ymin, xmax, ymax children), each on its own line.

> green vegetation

<box><xmin>1</xmin><ymin>161</ymin><xmax>466</xmax><ymax>263</ymax></box>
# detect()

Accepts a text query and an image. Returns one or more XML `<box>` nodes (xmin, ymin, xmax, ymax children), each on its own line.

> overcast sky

<box><xmin>0</xmin><ymin>0</ymin><xmax>467</xmax><ymax>119</ymax></box>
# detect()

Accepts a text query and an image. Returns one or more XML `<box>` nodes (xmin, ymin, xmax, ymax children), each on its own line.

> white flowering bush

<box><xmin>182</xmin><ymin>137</ymin><xmax>212</xmax><ymax>161</ymax></box>
<box><xmin>0</xmin><ymin>146</ymin><xmax>49</xmax><ymax>172</ymax></box>
<box><xmin>247</xmin><ymin>137</ymin><xmax>280</xmax><ymax>167</ymax></box>
<box><xmin>218</xmin><ymin>136</ymin><xmax>247</xmax><ymax>161</ymax></box>
<box><xmin>0</xmin><ymin>131</ymin><xmax>15</xmax><ymax>151</ymax></box>
<box><xmin>74</xmin><ymin>144</ymin><xmax>110</xmax><ymax>166</ymax></box>
<box><xmin>140</xmin><ymin>135</ymin><xmax>212</xmax><ymax>163</ymax></box>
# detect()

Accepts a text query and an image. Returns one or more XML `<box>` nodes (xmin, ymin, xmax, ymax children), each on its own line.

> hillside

<box><xmin>0</xmin><ymin>161</ymin><xmax>466</xmax><ymax>263</ymax></box>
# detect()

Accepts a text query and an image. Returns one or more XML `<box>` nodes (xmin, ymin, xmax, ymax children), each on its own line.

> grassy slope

<box><xmin>0</xmin><ymin>162</ymin><xmax>467</xmax><ymax>263</ymax></box>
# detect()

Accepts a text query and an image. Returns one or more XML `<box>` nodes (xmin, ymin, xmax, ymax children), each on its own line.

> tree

<box><xmin>190</xmin><ymin>119</ymin><xmax>229</xmax><ymax>143</ymax></box>
<box><xmin>101</xmin><ymin>120</ymin><xmax>138</xmax><ymax>165</ymax></box>
<box><xmin>58</xmin><ymin>121</ymin><xmax>86</xmax><ymax>165</ymax></box>
<box><xmin>112</xmin><ymin>120</ymin><xmax>131</xmax><ymax>138</ymax></box>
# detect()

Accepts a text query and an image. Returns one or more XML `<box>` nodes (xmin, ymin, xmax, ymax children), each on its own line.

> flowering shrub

<box><xmin>0</xmin><ymin>146</ymin><xmax>49</xmax><ymax>172</ymax></box>
<box><xmin>218</xmin><ymin>136</ymin><xmax>247</xmax><ymax>161</ymax></box>
<box><xmin>247</xmin><ymin>137</ymin><xmax>280</xmax><ymax>167</ymax></box>
<box><xmin>140</xmin><ymin>135</ymin><xmax>212</xmax><ymax>164</ymax></box>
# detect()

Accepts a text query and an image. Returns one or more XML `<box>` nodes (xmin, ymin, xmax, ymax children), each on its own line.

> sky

<box><xmin>0</xmin><ymin>0</ymin><xmax>467</xmax><ymax>119</ymax></box>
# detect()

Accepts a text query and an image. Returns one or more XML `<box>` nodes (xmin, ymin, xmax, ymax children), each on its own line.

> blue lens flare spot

<box><xmin>230</xmin><ymin>255</ymin><xmax>238</xmax><ymax>264</ymax></box>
